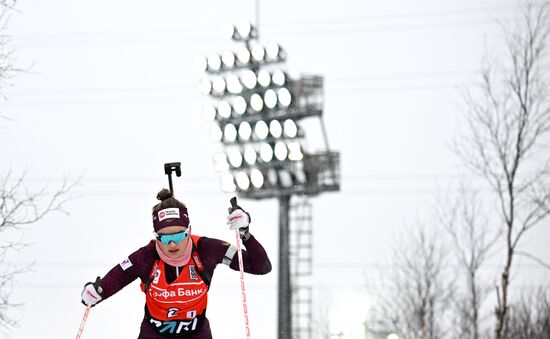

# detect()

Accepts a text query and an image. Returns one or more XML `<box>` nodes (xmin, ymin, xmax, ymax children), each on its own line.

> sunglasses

<box><xmin>155</xmin><ymin>228</ymin><xmax>190</xmax><ymax>245</ymax></box>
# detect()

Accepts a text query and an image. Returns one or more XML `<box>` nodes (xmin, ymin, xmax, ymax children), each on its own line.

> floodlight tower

<box><xmin>196</xmin><ymin>21</ymin><xmax>340</xmax><ymax>339</ymax></box>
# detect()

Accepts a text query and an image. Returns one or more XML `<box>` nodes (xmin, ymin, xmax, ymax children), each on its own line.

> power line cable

<box><xmin>8</xmin><ymin>14</ymin><xmax>519</xmax><ymax>48</ymax></box>
<box><xmin>4</xmin><ymin>172</ymin><xmax>493</xmax><ymax>183</ymax></box>
<box><xmin>0</xmin><ymin>83</ymin><xmax>474</xmax><ymax>108</ymax></box>
<box><xmin>10</xmin><ymin>3</ymin><xmax>522</xmax><ymax>43</ymax></box>
<box><xmin>7</xmin><ymin>62</ymin><xmax>548</xmax><ymax>99</ymax></box>
<box><xmin>2</xmin><ymin>69</ymin><xmax>480</xmax><ymax>97</ymax></box>
<box><xmin>264</xmin><ymin>3</ymin><xmax>525</xmax><ymax>27</ymax></box>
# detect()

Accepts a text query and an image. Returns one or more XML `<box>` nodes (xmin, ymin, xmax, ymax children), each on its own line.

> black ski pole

<box><xmin>229</xmin><ymin>196</ymin><xmax>238</xmax><ymax>213</ymax></box>
<box><xmin>164</xmin><ymin>162</ymin><xmax>182</xmax><ymax>193</ymax></box>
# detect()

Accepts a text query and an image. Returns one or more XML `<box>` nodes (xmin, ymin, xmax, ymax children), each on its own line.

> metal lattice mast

<box><xmin>290</xmin><ymin>196</ymin><xmax>313</xmax><ymax>339</ymax></box>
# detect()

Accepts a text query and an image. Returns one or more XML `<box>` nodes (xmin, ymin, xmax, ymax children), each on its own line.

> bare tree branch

<box><xmin>505</xmin><ymin>287</ymin><xmax>550</xmax><ymax>339</ymax></box>
<box><xmin>0</xmin><ymin>169</ymin><xmax>78</xmax><ymax>228</ymax></box>
<box><xmin>0</xmin><ymin>1</ymin><xmax>24</xmax><ymax>130</ymax></box>
<box><xmin>515</xmin><ymin>250</ymin><xmax>550</xmax><ymax>272</ymax></box>
<box><xmin>371</xmin><ymin>225</ymin><xmax>455</xmax><ymax>339</ymax></box>
<box><xmin>0</xmin><ymin>170</ymin><xmax>79</xmax><ymax>330</ymax></box>
<box><xmin>457</xmin><ymin>2</ymin><xmax>550</xmax><ymax>339</ymax></box>
<box><xmin>437</xmin><ymin>184</ymin><xmax>498</xmax><ymax>339</ymax></box>
<box><xmin>0</xmin><ymin>0</ymin><xmax>82</xmax><ymax>333</ymax></box>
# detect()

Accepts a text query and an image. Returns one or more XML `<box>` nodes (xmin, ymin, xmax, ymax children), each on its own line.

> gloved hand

<box><xmin>81</xmin><ymin>276</ymin><xmax>103</xmax><ymax>307</ymax></box>
<box><xmin>227</xmin><ymin>207</ymin><xmax>251</xmax><ymax>241</ymax></box>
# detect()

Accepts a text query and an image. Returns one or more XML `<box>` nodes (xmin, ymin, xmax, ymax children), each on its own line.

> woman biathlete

<box><xmin>80</xmin><ymin>188</ymin><xmax>272</xmax><ymax>338</ymax></box>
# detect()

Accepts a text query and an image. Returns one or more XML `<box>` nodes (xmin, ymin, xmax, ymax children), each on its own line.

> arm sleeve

<box><xmin>231</xmin><ymin>234</ymin><xmax>272</xmax><ymax>274</ymax></box>
<box><xmin>97</xmin><ymin>241</ymin><xmax>156</xmax><ymax>300</ymax></box>
<box><xmin>198</xmin><ymin>235</ymin><xmax>271</xmax><ymax>275</ymax></box>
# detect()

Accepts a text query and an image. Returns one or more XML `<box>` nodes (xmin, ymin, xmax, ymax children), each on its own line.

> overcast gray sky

<box><xmin>1</xmin><ymin>0</ymin><xmax>549</xmax><ymax>338</ymax></box>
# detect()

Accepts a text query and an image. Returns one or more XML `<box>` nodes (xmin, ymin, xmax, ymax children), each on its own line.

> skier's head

<box><xmin>152</xmin><ymin>188</ymin><xmax>192</xmax><ymax>260</ymax></box>
<box><xmin>151</xmin><ymin>188</ymin><xmax>190</xmax><ymax>232</ymax></box>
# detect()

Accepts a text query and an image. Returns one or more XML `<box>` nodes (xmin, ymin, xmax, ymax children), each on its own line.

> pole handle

<box><xmin>229</xmin><ymin>197</ymin><xmax>238</xmax><ymax>212</ymax></box>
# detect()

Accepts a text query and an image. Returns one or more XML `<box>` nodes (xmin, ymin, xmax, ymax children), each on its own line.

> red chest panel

<box><xmin>143</xmin><ymin>251</ymin><xmax>208</xmax><ymax>321</ymax></box>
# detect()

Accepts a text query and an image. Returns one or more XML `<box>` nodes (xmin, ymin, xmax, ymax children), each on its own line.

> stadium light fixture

<box><xmin>198</xmin><ymin>79</ymin><xmax>212</xmax><ymax>95</ymax></box>
<box><xmin>232</xmin><ymin>96</ymin><xmax>247</xmax><ymax>115</ymax></box>
<box><xmin>217</xmin><ymin>101</ymin><xmax>232</xmax><ymax>119</ymax></box>
<box><xmin>236</xmin><ymin>47</ymin><xmax>251</xmax><ymax>65</ymax></box>
<box><xmin>213</xmin><ymin>153</ymin><xmax>230</xmax><ymax>172</ymax></box>
<box><xmin>277</xmin><ymin>88</ymin><xmax>292</xmax><ymax>107</ymax></box>
<box><xmin>236</xmin><ymin>20</ymin><xmax>253</xmax><ymax>40</ymax></box>
<box><xmin>209</xmin><ymin>124</ymin><xmax>223</xmax><ymax>142</ymax></box>
<box><xmin>250</xmin><ymin>43</ymin><xmax>265</xmax><ymax>62</ymax></box>
<box><xmin>212</xmin><ymin>76</ymin><xmax>226</xmax><ymax>95</ymax></box>
<box><xmin>244</xmin><ymin>145</ymin><xmax>257</xmax><ymax>165</ymax></box>
<box><xmin>227</xmin><ymin>148</ymin><xmax>243</xmax><ymax>168</ymax></box>
<box><xmin>235</xmin><ymin>171</ymin><xmax>250</xmax><ymax>190</ymax></box>
<box><xmin>223</xmin><ymin>123</ymin><xmax>238</xmax><ymax>142</ymax></box>
<box><xmin>258</xmin><ymin>70</ymin><xmax>271</xmax><ymax>87</ymax></box>
<box><xmin>259</xmin><ymin>142</ymin><xmax>273</xmax><ymax>162</ymax></box>
<box><xmin>198</xmin><ymin>21</ymin><xmax>340</xmax><ymax>339</ymax></box>
<box><xmin>254</xmin><ymin>120</ymin><xmax>269</xmax><ymax>139</ymax></box>
<box><xmin>241</xmin><ymin>70</ymin><xmax>257</xmax><ymax>90</ymax></box>
<box><xmin>250</xmin><ymin>94</ymin><xmax>264</xmax><ymax>112</ymax></box>
<box><xmin>264</xmin><ymin>89</ymin><xmax>278</xmax><ymax>109</ymax></box>
<box><xmin>283</xmin><ymin>119</ymin><xmax>297</xmax><ymax>138</ymax></box>
<box><xmin>226</xmin><ymin>74</ymin><xmax>243</xmax><ymax>94</ymax></box>
<box><xmin>274</xmin><ymin>141</ymin><xmax>288</xmax><ymax>161</ymax></box>
<box><xmin>272</xmin><ymin>70</ymin><xmax>286</xmax><ymax>86</ymax></box>
<box><xmin>202</xmin><ymin>104</ymin><xmax>217</xmax><ymax>120</ymax></box>
<box><xmin>194</xmin><ymin>55</ymin><xmax>208</xmax><ymax>72</ymax></box>
<box><xmin>250</xmin><ymin>169</ymin><xmax>264</xmax><ymax>188</ymax></box>
<box><xmin>238</xmin><ymin>121</ymin><xmax>252</xmax><ymax>141</ymax></box>
<box><xmin>221</xmin><ymin>50</ymin><xmax>236</xmax><ymax>68</ymax></box>
<box><xmin>269</xmin><ymin>120</ymin><xmax>283</xmax><ymax>138</ymax></box>
<box><xmin>207</xmin><ymin>53</ymin><xmax>222</xmax><ymax>72</ymax></box>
